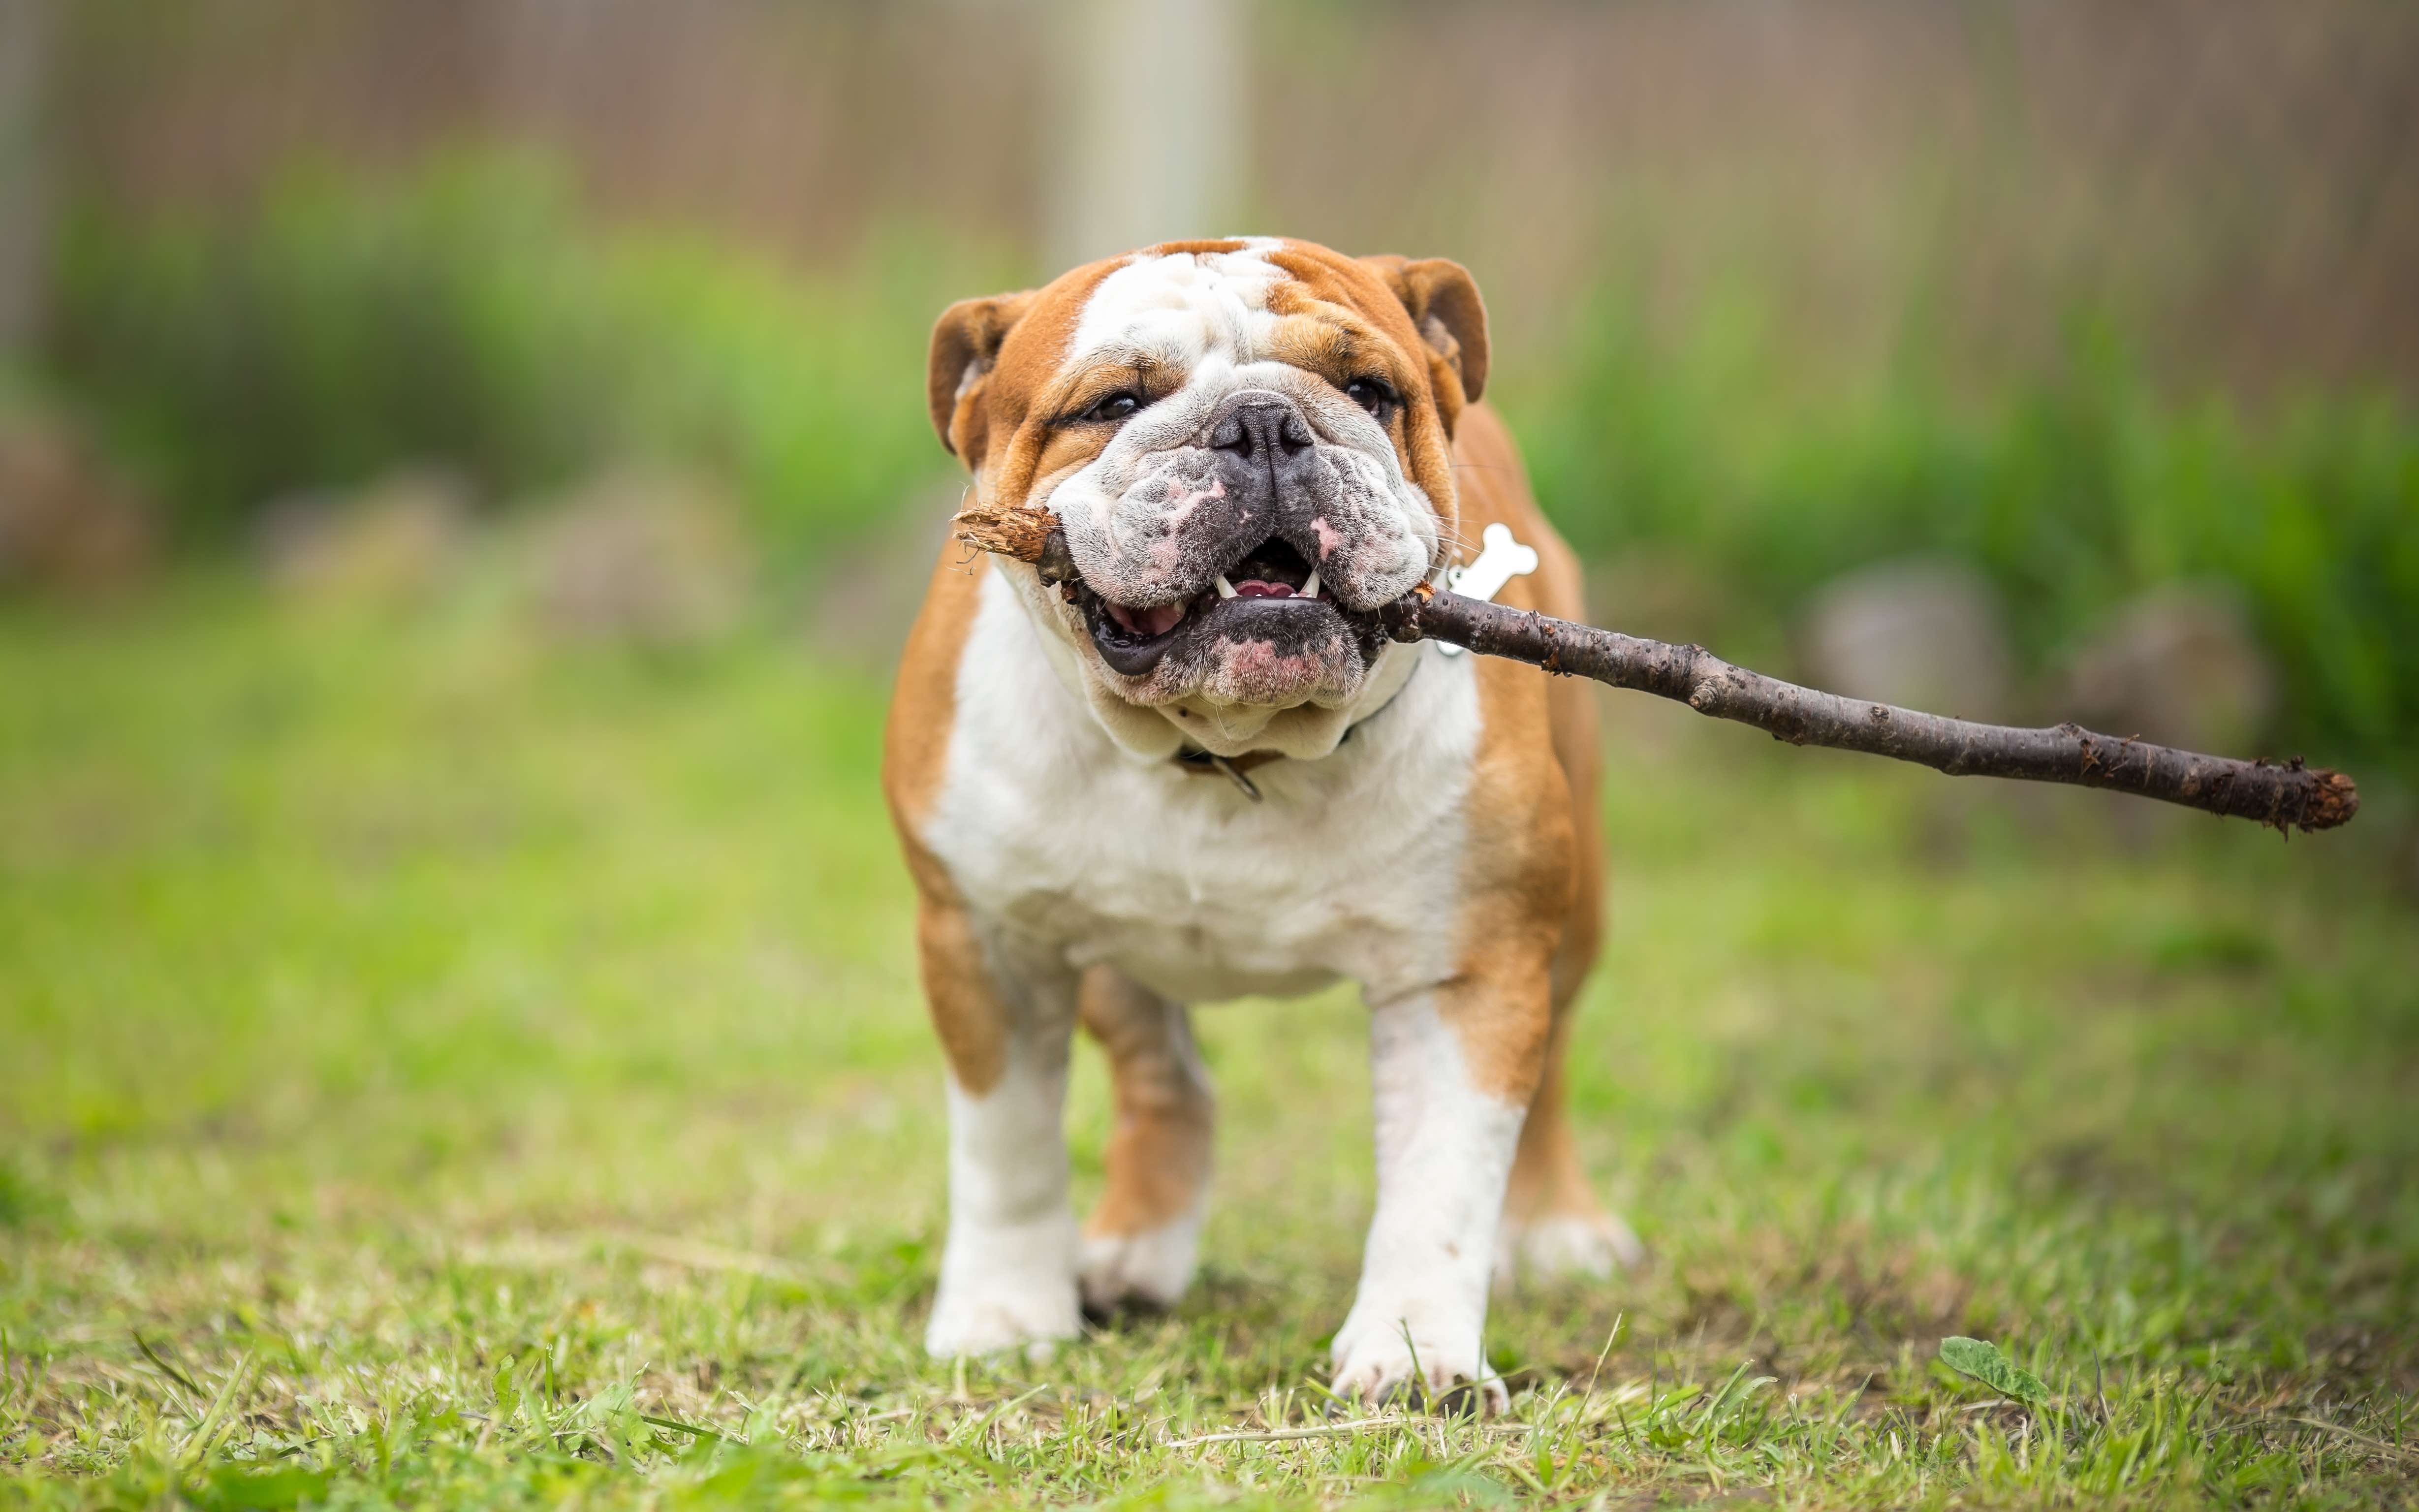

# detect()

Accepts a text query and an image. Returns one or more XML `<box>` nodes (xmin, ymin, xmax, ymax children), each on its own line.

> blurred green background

<box><xmin>5</xmin><ymin>2</ymin><xmax>2415</xmax><ymax>780</ymax></box>
<box><xmin>3</xmin><ymin>4</ymin><xmax>2417</xmax><ymax>1506</ymax></box>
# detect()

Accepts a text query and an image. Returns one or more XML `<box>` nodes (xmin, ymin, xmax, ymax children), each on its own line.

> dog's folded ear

<box><xmin>928</xmin><ymin>291</ymin><xmax>1037</xmax><ymax>461</ymax></box>
<box><xmin>1359</xmin><ymin>256</ymin><xmax>1490</xmax><ymax>411</ymax></box>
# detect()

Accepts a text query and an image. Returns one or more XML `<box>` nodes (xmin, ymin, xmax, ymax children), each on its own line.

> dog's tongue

<box><xmin>1107</xmin><ymin>601</ymin><xmax>1186</xmax><ymax>637</ymax></box>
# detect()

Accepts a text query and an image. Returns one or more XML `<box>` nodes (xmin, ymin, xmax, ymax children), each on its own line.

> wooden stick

<box><xmin>954</xmin><ymin>497</ymin><xmax>1075</xmax><ymax>585</ymax></box>
<box><xmin>1382</xmin><ymin>586</ymin><xmax>2356</xmax><ymax>833</ymax></box>
<box><xmin>951</xmin><ymin>502</ymin><xmax>2360</xmax><ymax>834</ymax></box>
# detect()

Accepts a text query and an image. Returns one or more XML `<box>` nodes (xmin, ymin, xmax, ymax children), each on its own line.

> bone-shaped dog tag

<box><xmin>1438</xmin><ymin>522</ymin><xmax>1539</xmax><ymax>656</ymax></box>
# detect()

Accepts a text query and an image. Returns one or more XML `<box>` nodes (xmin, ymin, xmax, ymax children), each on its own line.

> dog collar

<box><xmin>1170</xmin><ymin>746</ymin><xmax>1282</xmax><ymax>800</ymax></box>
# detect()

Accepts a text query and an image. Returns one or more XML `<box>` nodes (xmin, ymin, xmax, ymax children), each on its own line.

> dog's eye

<box><xmin>1344</xmin><ymin>378</ymin><xmax>1397</xmax><ymax>419</ymax></box>
<box><xmin>1082</xmin><ymin>391</ymin><xmax>1144</xmax><ymax>424</ymax></box>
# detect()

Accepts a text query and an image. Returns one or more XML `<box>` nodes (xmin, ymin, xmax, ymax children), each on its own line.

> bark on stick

<box><xmin>951</xmin><ymin>502</ymin><xmax>2360</xmax><ymax>834</ymax></box>
<box><xmin>1385</xmin><ymin>587</ymin><xmax>2356</xmax><ymax>832</ymax></box>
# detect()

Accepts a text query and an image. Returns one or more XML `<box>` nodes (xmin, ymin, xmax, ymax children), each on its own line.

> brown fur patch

<box><xmin>927</xmin><ymin>291</ymin><xmax>1034</xmax><ymax>456</ymax></box>
<box><xmin>1078</xmin><ymin>968</ymin><xmax>1214</xmax><ymax>1238</ymax></box>
<box><xmin>1140</xmin><ymin>238</ymin><xmax>1250</xmax><ymax>257</ymax></box>
<box><xmin>939</xmin><ymin>256</ymin><xmax>1121</xmax><ymax>486</ymax></box>
<box><xmin>1434</xmin><ymin>404</ymin><xmax>1606</xmax><ymax>1124</ymax></box>
<box><xmin>882</xmin><ymin>549</ymin><xmax>984</xmax><ymax>845</ymax></box>
<box><xmin>1441</xmin><ymin>648</ymin><xmax>1574</xmax><ymax>1103</ymax></box>
<box><xmin>1028</xmin><ymin>425</ymin><xmax>1118</xmax><ymax>489</ymax></box>
<box><xmin>882</xmin><ymin>547</ymin><xmax>1011</xmax><ymax>1093</ymax></box>
<box><xmin>1356</xmin><ymin>255</ymin><xmax>1491</xmax><ymax>404</ymax></box>
<box><xmin>911</xmin><ymin>895</ymin><xmax>1011</xmax><ymax>1096</ymax></box>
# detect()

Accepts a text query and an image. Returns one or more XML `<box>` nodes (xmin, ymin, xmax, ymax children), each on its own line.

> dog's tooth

<box><xmin>1302</xmin><ymin>569</ymin><xmax>1321</xmax><ymax>600</ymax></box>
<box><xmin>1215</xmin><ymin>574</ymin><xmax>1238</xmax><ymax>599</ymax></box>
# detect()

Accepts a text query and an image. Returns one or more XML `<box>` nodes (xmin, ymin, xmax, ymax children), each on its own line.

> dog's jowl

<box><xmin>882</xmin><ymin>238</ymin><xmax>1639</xmax><ymax>1409</ymax></box>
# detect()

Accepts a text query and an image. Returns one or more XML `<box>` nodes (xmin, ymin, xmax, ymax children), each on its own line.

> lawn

<box><xmin>1</xmin><ymin>583</ymin><xmax>2414</xmax><ymax>1509</ymax></box>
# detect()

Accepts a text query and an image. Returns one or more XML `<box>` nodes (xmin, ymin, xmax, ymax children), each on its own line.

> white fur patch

<box><xmin>925</xmin><ymin>1054</ymin><xmax>1082</xmax><ymax>1358</ymax></box>
<box><xmin>1079</xmin><ymin>1204</ymin><xmax>1207</xmax><ymax>1314</ymax></box>
<box><xmin>1068</xmin><ymin>242</ymin><xmax>1289</xmax><ymax>370</ymax></box>
<box><xmin>1328</xmin><ymin>992</ymin><xmax>1526</xmax><ymax>1409</ymax></box>
<box><xmin>933</xmin><ymin>571</ymin><xmax>1479</xmax><ymax>1006</ymax></box>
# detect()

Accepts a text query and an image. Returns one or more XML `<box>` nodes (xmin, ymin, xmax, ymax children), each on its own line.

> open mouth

<box><xmin>1077</xmin><ymin>535</ymin><xmax>1363</xmax><ymax>678</ymax></box>
<box><xmin>1215</xmin><ymin>536</ymin><xmax>1323</xmax><ymax>604</ymax></box>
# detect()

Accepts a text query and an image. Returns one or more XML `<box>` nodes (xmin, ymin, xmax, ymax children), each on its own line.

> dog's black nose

<box><xmin>1210</xmin><ymin>399</ymin><xmax>1313</xmax><ymax>463</ymax></box>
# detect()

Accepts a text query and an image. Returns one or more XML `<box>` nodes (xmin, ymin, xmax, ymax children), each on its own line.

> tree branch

<box><xmin>951</xmin><ymin>502</ymin><xmax>2360</xmax><ymax>834</ymax></box>
<box><xmin>1384</xmin><ymin>586</ymin><xmax>2357</xmax><ymax>833</ymax></box>
<box><xmin>953</xmin><ymin>497</ymin><xmax>1075</xmax><ymax>584</ymax></box>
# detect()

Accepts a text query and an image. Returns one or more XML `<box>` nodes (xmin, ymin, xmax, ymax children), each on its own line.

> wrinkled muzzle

<box><xmin>1043</xmin><ymin>379</ymin><xmax>1437</xmax><ymax>709</ymax></box>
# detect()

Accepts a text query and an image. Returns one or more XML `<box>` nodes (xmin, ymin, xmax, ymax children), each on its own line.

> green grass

<box><xmin>1</xmin><ymin>584</ymin><xmax>2415</xmax><ymax>1509</ymax></box>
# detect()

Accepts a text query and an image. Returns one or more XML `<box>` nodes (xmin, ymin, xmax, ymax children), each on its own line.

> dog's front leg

<box><xmin>917</xmin><ymin>900</ymin><xmax>1083</xmax><ymax>1358</ymax></box>
<box><xmin>1330</xmin><ymin>966</ymin><xmax>1549</xmax><ymax>1412</ymax></box>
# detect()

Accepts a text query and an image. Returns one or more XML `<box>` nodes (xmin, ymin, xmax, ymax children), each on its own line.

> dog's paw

<box><xmin>1078</xmin><ymin>1210</ymin><xmax>1203</xmax><ymax>1319</ymax></box>
<box><xmin>924</xmin><ymin>1275</ymin><xmax>1080</xmax><ymax>1359</ymax></box>
<box><xmin>925</xmin><ymin>1218</ymin><xmax>1082</xmax><ymax>1359</ymax></box>
<box><xmin>1495</xmin><ymin>1211</ymin><xmax>1645</xmax><ymax>1287</ymax></box>
<box><xmin>1328</xmin><ymin>1309</ymin><xmax>1507</xmax><ymax>1415</ymax></box>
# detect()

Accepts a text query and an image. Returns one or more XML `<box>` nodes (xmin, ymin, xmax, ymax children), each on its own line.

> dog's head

<box><xmin>927</xmin><ymin>238</ymin><xmax>1487</xmax><ymax>757</ymax></box>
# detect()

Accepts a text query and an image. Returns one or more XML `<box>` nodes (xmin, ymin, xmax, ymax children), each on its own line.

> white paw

<box><xmin>1495</xmin><ymin>1211</ymin><xmax>1645</xmax><ymax>1287</ymax></box>
<box><xmin>924</xmin><ymin>1276</ymin><xmax>1080</xmax><ymax>1358</ymax></box>
<box><xmin>1078</xmin><ymin>1208</ymin><xmax>1204</xmax><ymax>1316</ymax></box>
<box><xmin>1328</xmin><ymin>1304</ymin><xmax>1506</xmax><ymax>1415</ymax></box>
<box><xmin>924</xmin><ymin>1218</ymin><xmax>1081</xmax><ymax>1358</ymax></box>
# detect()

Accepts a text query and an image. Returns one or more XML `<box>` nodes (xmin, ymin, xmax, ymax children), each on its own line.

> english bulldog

<box><xmin>882</xmin><ymin>237</ymin><xmax>1637</xmax><ymax>1408</ymax></box>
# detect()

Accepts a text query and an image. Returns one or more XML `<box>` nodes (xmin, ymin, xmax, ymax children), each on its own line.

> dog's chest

<box><xmin>926</xmin><ymin>584</ymin><xmax>1481</xmax><ymax>1004</ymax></box>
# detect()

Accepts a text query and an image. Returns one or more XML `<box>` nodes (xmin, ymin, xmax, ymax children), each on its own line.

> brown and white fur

<box><xmin>883</xmin><ymin>237</ymin><xmax>1637</xmax><ymax>1408</ymax></box>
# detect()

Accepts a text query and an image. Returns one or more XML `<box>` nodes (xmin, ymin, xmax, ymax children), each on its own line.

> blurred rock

<box><xmin>2061</xmin><ymin>587</ymin><xmax>2276</xmax><ymax>754</ymax></box>
<box><xmin>803</xmin><ymin>477</ymin><xmax>962</xmax><ymax>671</ymax></box>
<box><xmin>1802</xmin><ymin>558</ymin><xmax>2014</xmax><ymax>720</ymax></box>
<box><xmin>526</xmin><ymin>465</ymin><xmax>751</xmax><ymax>646</ymax></box>
<box><xmin>0</xmin><ymin>409</ymin><xmax>156</xmax><ymax>594</ymax></box>
<box><xmin>259</xmin><ymin>467</ymin><xmax>472</xmax><ymax>606</ymax></box>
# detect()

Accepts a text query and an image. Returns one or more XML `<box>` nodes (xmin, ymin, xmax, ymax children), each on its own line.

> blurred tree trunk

<box><xmin>0</xmin><ymin>0</ymin><xmax>50</xmax><ymax>360</ymax></box>
<box><xmin>1047</xmin><ymin>0</ymin><xmax>1243</xmax><ymax>270</ymax></box>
